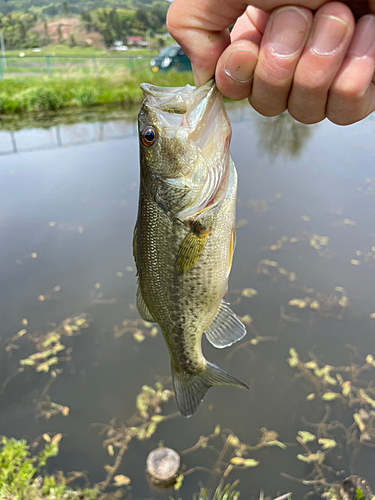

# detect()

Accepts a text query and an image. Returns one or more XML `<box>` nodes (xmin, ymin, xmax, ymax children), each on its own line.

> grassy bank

<box><xmin>0</xmin><ymin>69</ymin><xmax>194</xmax><ymax>115</ymax></box>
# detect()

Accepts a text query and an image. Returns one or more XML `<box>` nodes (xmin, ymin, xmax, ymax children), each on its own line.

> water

<box><xmin>0</xmin><ymin>107</ymin><xmax>375</xmax><ymax>499</ymax></box>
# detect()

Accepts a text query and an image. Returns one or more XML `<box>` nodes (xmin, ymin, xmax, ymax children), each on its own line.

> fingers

<box><xmin>166</xmin><ymin>0</ymin><xmax>251</xmax><ymax>86</ymax></box>
<box><xmin>215</xmin><ymin>9</ymin><xmax>264</xmax><ymax>100</ymax></box>
<box><xmin>249</xmin><ymin>6</ymin><xmax>313</xmax><ymax>116</ymax></box>
<box><xmin>288</xmin><ymin>2</ymin><xmax>355</xmax><ymax>123</ymax></box>
<box><xmin>327</xmin><ymin>14</ymin><xmax>375</xmax><ymax>124</ymax></box>
<box><xmin>167</xmin><ymin>0</ymin><xmax>375</xmax><ymax>126</ymax></box>
<box><xmin>215</xmin><ymin>40</ymin><xmax>259</xmax><ymax>101</ymax></box>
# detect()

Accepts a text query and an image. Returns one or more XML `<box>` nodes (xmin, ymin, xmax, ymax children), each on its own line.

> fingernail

<box><xmin>225</xmin><ymin>50</ymin><xmax>256</xmax><ymax>83</ymax></box>
<box><xmin>268</xmin><ymin>7</ymin><xmax>309</xmax><ymax>57</ymax></box>
<box><xmin>311</xmin><ymin>14</ymin><xmax>348</xmax><ymax>55</ymax></box>
<box><xmin>348</xmin><ymin>15</ymin><xmax>375</xmax><ymax>57</ymax></box>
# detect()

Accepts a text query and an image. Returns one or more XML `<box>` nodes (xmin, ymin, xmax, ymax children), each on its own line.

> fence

<box><xmin>0</xmin><ymin>54</ymin><xmax>155</xmax><ymax>79</ymax></box>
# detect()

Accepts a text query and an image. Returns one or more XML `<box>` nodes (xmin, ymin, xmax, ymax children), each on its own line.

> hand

<box><xmin>167</xmin><ymin>1</ymin><xmax>375</xmax><ymax>125</ymax></box>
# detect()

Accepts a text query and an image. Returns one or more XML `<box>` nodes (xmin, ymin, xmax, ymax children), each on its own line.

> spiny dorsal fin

<box><xmin>136</xmin><ymin>287</ymin><xmax>155</xmax><ymax>322</ymax></box>
<box><xmin>176</xmin><ymin>222</ymin><xmax>210</xmax><ymax>273</ymax></box>
<box><xmin>205</xmin><ymin>301</ymin><xmax>246</xmax><ymax>349</ymax></box>
<box><xmin>172</xmin><ymin>361</ymin><xmax>248</xmax><ymax>417</ymax></box>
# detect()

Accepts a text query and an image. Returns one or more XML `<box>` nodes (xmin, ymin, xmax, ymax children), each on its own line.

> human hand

<box><xmin>167</xmin><ymin>1</ymin><xmax>375</xmax><ymax>125</ymax></box>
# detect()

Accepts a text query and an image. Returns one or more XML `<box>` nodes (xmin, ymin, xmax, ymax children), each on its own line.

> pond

<box><xmin>0</xmin><ymin>105</ymin><xmax>375</xmax><ymax>500</ymax></box>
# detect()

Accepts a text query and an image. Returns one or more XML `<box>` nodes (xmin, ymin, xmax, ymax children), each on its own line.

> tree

<box><xmin>68</xmin><ymin>33</ymin><xmax>76</xmax><ymax>46</ymax></box>
<box><xmin>57</xmin><ymin>23</ymin><xmax>62</xmax><ymax>43</ymax></box>
<box><xmin>62</xmin><ymin>1</ymin><xmax>69</xmax><ymax>16</ymax></box>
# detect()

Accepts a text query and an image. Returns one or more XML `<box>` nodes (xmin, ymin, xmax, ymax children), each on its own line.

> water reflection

<box><xmin>0</xmin><ymin>107</ymin><xmax>374</xmax><ymax>500</ymax></box>
<box><xmin>256</xmin><ymin>112</ymin><xmax>316</xmax><ymax>158</ymax></box>
<box><xmin>0</xmin><ymin>119</ymin><xmax>137</xmax><ymax>155</ymax></box>
<box><xmin>0</xmin><ymin>105</ymin><xmax>315</xmax><ymax>159</ymax></box>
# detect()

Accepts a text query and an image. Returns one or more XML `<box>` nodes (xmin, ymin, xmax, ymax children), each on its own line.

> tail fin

<box><xmin>172</xmin><ymin>362</ymin><xmax>248</xmax><ymax>418</ymax></box>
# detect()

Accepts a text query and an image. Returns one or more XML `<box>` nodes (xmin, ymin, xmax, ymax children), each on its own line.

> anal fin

<box><xmin>136</xmin><ymin>287</ymin><xmax>155</xmax><ymax>322</ymax></box>
<box><xmin>205</xmin><ymin>301</ymin><xmax>246</xmax><ymax>349</ymax></box>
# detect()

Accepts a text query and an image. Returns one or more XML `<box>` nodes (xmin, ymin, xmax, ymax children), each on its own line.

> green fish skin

<box><xmin>133</xmin><ymin>80</ymin><xmax>248</xmax><ymax>417</ymax></box>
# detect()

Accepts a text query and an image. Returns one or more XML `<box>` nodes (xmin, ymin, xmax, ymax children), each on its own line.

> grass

<box><xmin>0</xmin><ymin>436</ymin><xmax>98</xmax><ymax>500</ymax></box>
<box><xmin>0</xmin><ymin>68</ymin><xmax>194</xmax><ymax>115</ymax></box>
<box><xmin>2</xmin><ymin>54</ymin><xmax>156</xmax><ymax>77</ymax></box>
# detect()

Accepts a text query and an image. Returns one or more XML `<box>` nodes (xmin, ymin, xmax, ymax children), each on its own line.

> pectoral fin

<box><xmin>176</xmin><ymin>222</ymin><xmax>210</xmax><ymax>273</ymax></box>
<box><xmin>205</xmin><ymin>301</ymin><xmax>246</xmax><ymax>349</ymax></box>
<box><xmin>136</xmin><ymin>287</ymin><xmax>155</xmax><ymax>322</ymax></box>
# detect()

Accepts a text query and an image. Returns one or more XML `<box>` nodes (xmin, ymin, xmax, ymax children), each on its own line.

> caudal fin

<box><xmin>172</xmin><ymin>362</ymin><xmax>248</xmax><ymax>418</ymax></box>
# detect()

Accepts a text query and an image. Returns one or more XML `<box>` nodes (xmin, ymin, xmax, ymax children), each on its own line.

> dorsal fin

<box><xmin>205</xmin><ymin>301</ymin><xmax>246</xmax><ymax>349</ymax></box>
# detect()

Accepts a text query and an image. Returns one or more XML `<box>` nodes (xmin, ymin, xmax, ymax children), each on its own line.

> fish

<box><xmin>133</xmin><ymin>79</ymin><xmax>248</xmax><ymax>417</ymax></box>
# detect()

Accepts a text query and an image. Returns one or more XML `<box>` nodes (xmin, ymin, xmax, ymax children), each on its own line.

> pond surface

<box><xmin>0</xmin><ymin>106</ymin><xmax>375</xmax><ymax>500</ymax></box>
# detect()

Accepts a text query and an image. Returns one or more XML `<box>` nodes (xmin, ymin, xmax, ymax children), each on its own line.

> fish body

<box><xmin>133</xmin><ymin>80</ymin><xmax>247</xmax><ymax>417</ymax></box>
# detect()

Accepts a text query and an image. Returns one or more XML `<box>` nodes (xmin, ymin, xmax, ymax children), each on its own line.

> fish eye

<box><xmin>141</xmin><ymin>126</ymin><xmax>157</xmax><ymax>147</ymax></box>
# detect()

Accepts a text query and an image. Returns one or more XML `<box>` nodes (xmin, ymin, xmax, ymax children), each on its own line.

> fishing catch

<box><xmin>133</xmin><ymin>80</ymin><xmax>247</xmax><ymax>417</ymax></box>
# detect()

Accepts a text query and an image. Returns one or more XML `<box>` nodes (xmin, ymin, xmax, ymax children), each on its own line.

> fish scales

<box><xmin>134</xmin><ymin>80</ymin><xmax>248</xmax><ymax>417</ymax></box>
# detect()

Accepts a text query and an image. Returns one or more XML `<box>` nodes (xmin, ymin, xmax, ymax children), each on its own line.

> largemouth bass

<box><xmin>133</xmin><ymin>80</ymin><xmax>247</xmax><ymax>417</ymax></box>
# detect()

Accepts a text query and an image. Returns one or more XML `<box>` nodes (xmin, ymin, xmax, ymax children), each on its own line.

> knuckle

<box><xmin>249</xmin><ymin>95</ymin><xmax>286</xmax><ymax>117</ymax></box>
<box><xmin>256</xmin><ymin>70</ymin><xmax>292</xmax><ymax>94</ymax></box>
<box><xmin>166</xmin><ymin>7</ymin><xmax>180</xmax><ymax>37</ymax></box>
<box><xmin>294</xmin><ymin>73</ymin><xmax>328</xmax><ymax>96</ymax></box>
<box><xmin>288</xmin><ymin>108</ymin><xmax>323</xmax><ymax>124</ymax></box>
<box><xmin>331</xmin><ymin>80</ymin><xmax>367</xmax><ymax>107</ymax></box>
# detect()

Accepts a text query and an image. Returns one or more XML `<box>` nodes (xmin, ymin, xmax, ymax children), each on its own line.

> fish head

<box><xmin>138</xmin><ymin>80</ymin><xmax>232</xmax><ymax>218</ymax></box>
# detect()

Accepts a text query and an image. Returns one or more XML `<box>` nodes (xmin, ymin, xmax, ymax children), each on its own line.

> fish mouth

<box><xmin>140</xmin><ymin>79</ymin><xmax>215</xmax><ymax>114</ymax></box>
<box><xmin>141</xmin><ymin>80</ymin><xmax>232</xmax><ymax>220</ymax></box>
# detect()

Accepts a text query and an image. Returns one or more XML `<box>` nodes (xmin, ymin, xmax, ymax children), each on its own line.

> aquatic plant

<box><xmin>283</xmin><ymin>348</ymin><xmax>375</xmax><ymax>497</ymax></box>
<box><xmin>0</xmin><ymin>435</ymin><xmax>97</xmax><ymax>500</ymax></box>
<box><xmin>191</xmin><ymin>481</ymin><xmax>241</xmax><ymax>500</ymax></box>
<box><xmin>94</xmin><ymin>382</ymin><xmax>177</xmax><ymax>492</ymax></box>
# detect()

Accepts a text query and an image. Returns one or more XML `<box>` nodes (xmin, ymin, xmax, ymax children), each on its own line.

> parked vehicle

<box><xmin>150</xmin><ymin>45</ymin><xmax>191</xmax><ymax>72</ymax></box>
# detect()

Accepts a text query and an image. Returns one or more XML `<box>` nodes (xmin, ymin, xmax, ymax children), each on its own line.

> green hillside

<box><xmin>0</xmin><ymin>0</ymin><xmax>169</xmax><ymax>49</ymax></box>
<box><xmin>0</xmin><ymin>0</ymin><xmax>166</xmax><ymax>16</ymax></box>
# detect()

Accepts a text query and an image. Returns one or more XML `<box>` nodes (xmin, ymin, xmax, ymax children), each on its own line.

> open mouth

<box><xmin>141</xmin><ymin>81</ymin><xmax>232</xmax><ymax>221</ymax></box>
